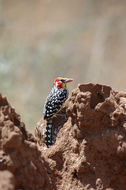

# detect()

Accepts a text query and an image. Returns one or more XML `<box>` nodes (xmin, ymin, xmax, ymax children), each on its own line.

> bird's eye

<box><xmin>60</xmin><ymin>79</ymin><xmax>65</xmax><ymax>83</ymax></box>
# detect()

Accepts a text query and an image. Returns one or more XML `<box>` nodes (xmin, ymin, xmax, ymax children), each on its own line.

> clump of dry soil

<box><xmin>1</xmin><ymin>83</ymin><xmax>126</xmax><ymax>190</ymax></box>
<box><xmin>0</xmin><ymin>94</ymin><xmax>52</xmax><ymax>190</ymax></box>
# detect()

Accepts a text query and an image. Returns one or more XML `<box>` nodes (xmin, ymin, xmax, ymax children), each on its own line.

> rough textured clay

<box><xmin>1</xmin><ymin>83</ymin><xmax>126</xmax><ymax>190</ymax></box>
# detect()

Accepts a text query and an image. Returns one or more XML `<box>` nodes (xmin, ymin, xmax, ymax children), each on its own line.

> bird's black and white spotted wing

<box><xmin>43</xmin><ymin>88</ymin><xmax>68</xmax><ymax>120</ymax></box>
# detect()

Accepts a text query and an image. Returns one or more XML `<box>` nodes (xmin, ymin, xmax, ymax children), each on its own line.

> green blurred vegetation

<box><xmin>0</xmin><ymin>0</ymin><xmax>126</xmax><ymax>132</ymax></box>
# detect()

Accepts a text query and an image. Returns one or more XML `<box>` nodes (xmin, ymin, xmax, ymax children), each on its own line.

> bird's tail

<box><xmin>45</xmin><ymin>119</ymin><xmax>53</xmax><ymax>148</ymax></box>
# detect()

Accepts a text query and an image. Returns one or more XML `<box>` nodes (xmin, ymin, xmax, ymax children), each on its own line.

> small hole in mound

<box><xmin>97</xmin><ymin>92</ymin><xmax>105</xmax><ymax>101</ymax></box>
<box><xmin>90</xmin><ymin>92</ymin><xmax>105</xmax><ymax>109</ymax></box>
<box><xmin>73</xmin><ymin>170</ymin><xmax>78</xmax><ymax>178</ymax></box>
<box><xmin>113</xmin><ymin>113</ymin><xmax>119</xmax><ymax>119</ymax></box>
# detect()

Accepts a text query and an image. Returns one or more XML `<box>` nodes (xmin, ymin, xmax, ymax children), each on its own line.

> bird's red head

<box><xmin>54</xmin><ymin>77</ymin><xmax>73</xmax><ymax>89</ymax></box>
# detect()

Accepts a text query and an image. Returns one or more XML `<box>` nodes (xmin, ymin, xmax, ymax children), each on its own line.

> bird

<box><xmin>43</xmin><ymin>77</ymin><xmax>73</xmax><ymax>148</ymax></box>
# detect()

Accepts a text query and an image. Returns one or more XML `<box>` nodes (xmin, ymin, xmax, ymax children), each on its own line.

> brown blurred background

<box><xmin>0</xmin><ymin>0</ymin><xmax>126</xmax><ymax>132</ymax></box>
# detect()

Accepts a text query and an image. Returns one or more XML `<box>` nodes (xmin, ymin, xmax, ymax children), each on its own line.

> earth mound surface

<box><xmin>0</xmin><ymin>94</ymin><xmax>52</xmax><ymax>190</ymax></box>
<box><xmin>1</xmin><ymin>83</ymin><xmax>126</xmax><ymax>190</ymax></box>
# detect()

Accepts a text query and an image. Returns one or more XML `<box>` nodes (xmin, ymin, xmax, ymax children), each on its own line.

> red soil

<box><xmin>1</xmin><ymin>83</ymin><xmax>126</xmax><ymax>190</ymax></box>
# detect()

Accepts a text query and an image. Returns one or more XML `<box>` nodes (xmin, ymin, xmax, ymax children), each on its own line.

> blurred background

<box><xmin>0</xmin><ymin>0</ymin><xmax>126</xmax><ymax>132</ymax></box>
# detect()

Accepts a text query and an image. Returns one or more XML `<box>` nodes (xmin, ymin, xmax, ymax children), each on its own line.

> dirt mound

<box><xmin>0</xmin><ymin>94</ymin><xmax>52</xmax><ymax>190</ymax></box>
<box><xmin>36</xmin><ymin>83</ymin><xmax>126</xmax><ymax>190</ymax></box>
<box><xmin>1</xmin><ymin>83</ymin><xmax>126</xmax><ymax>190</ymax></box>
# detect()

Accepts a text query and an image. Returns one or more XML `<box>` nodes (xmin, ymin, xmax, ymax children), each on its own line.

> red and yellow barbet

<box><xmin>43</xmin><ymin>77</ymin><xmax>73</xmax><ymax>148</ymax></box>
